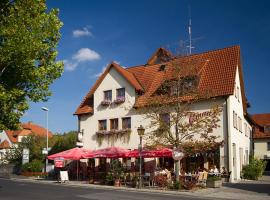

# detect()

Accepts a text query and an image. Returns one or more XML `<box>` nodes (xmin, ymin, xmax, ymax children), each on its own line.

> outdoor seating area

<box><xmin>47</xmin><ymin>146</ymin><xmax>228</xmax><ymax>190</ymax></box>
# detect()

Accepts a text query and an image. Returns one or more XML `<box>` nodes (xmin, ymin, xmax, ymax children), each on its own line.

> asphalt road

<box><xmin>0</xmin><ymin>178</ymin><xmax>218</xmax><ymax>200</ymax></box>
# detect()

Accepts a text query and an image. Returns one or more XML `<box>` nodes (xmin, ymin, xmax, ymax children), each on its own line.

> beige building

<box><xmin>252</xmin><ymin>113</ymin><xmax>270</xmax><ymax>171</ymax></box>
<box><xmin>75</xmin><ymin>46</ymin><xmax>252</xmax><ymax>182</ymax></box>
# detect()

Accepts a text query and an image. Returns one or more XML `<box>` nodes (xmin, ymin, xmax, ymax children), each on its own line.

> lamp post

<box><xmin>42</xmin><ymin>107</ymin><xmax>49</xmax><ymax>173</ymax></box>
<box><xmin>137</xmin><ymin>125</ymin><xmax>145</xmax><ymax>189</ymax></box>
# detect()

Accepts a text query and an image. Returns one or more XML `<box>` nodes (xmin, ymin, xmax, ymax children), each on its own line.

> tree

<box><xmin>5</xmin><ymin>134</ymin><xmax>46</xmax><ymax>165</ymax></box>
<box><xmin>49</xmin><ymin>131</ymin><xmax>77</xmax><ymax>155</ymax></box>
<box><xmin>140</xmin><ymin>57</ymin><xmax>222</xmax><ymax>181</ymax></box>
<box><xmin>0</xmin><ymin>0</ymin><xmax>64</xmax><ymax>130</ymax></box>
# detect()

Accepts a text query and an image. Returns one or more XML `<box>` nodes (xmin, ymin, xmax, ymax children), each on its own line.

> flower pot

<box><xmin>114</xmin><ymin>179</ymin><xmax>121</xmax><ymax>187</ymax></box>
<box><xmin>206</xmin><ymin>180</ymin><xmax>222</xmax><ymax>188</ymax></box>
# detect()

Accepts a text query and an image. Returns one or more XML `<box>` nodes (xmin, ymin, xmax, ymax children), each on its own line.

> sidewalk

<box><xmin>7</xmin><ymin>175</ymin><xmax>270</xmax><ymax>200</ymax></box>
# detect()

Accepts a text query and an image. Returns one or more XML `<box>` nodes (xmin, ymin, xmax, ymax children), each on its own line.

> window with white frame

<box><xmin>244</xmin><ymin>123</ymin><xmax>247</xmax><ymax>136</ymax></box>
<box><xmin>233</xmin><ymin>111</ymin><xmax>237</xmax><ymax>129</ymax></box>
<box><xmin>237</xmin><ymin>86</ymin><xmax>240</xmax><ymax>101</ymax></box>
<box><xmin>239</xmin><ymin>117</ymin><xmax>242</xmax><ymax>132</ymax></box>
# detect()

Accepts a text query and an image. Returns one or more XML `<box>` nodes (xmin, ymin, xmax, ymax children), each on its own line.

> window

<box><xmin>244</xmin><ymin>123</ymin><xmax>247</xmax><ymax>136</ymax></box>
<box><xmin>237</xmin><ymin>86</ymin><xmax>240</xmax><ymax>101</ymax></box>
<box><xmin>104</xmin><ymin>90</ymin><xmax>112</xmax><ymax>101</ymax></box>
<box><xmin>239</xmin><ymin>117</ymin><xmax>242</xmax><ymax>132</ymax></box>
<box><xmin>264</xmin><ymin>125</ymin><xmax>270</xmax><ymax>134</ymax></box>
<box><xmin>116</xmin><ymin>88</ymin><xmax>125</xmax><ymax>101</ymax></box>
<box><xmin>98</xmin><ymin>120</ymin><xmax>107</xmax><ymax>131</ymax></box>
<box><xmin>122</xmin><ymin>117</ymin><xmax>131</xmax><ymax>129</ymax></box>
<box><xmin>234</xmin><ymin>84</ymin><xmax>237</xmax><ymax>98</ymax></box>
<box><xmin>267</xmin><ymin>142</ymin><xmax>270</xmax><ymax>151</ymax></box>
<box><xmin>160</xmin><ymin>113</ymin><xmax>170</xmax><ymax>125</ymax></box>
<box><xmin>233</xmin><ymin>111</ymin><xmax>237</xmax><ymax>129</ymax></box>
<box><xmin>169</xmin><ymin>76</ymin><xmax>198</xmax><ymax>96</ymax></box>
<box><xmin>110</xmin><ymin>118</ymin><xmax>118</xmax><ymax>130</ymax></box>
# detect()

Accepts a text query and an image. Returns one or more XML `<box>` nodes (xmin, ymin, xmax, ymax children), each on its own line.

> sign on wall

<box><xmin>22</xmin><ymin>148</ymin><xmax>29</xmax><ymax>164</ymax></box>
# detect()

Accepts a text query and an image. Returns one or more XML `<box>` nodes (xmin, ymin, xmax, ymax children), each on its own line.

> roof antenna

<box><xmin>187</xmin><ymin>6</ymin><xmax>194</xmax><ymax>55</ymax></box>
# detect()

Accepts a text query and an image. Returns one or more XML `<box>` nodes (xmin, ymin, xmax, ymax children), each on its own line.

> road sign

<box><xmin>172</xmin><ymin>149</ymin><xmax>184</xmax><ymax>160</ymax></box>
<box><xmin>22</xmin><ymin>148</ymin><xmax>29</xmax><ymax>164</ymax></box>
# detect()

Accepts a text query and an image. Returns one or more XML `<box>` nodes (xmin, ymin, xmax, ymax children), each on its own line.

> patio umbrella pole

<box><xmin>77</xmin><ymin>160</ymin><xmax>79</xmax><ymax>181</ymax></box>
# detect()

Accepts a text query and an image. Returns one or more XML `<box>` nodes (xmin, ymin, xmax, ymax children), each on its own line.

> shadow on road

<box><xmin>224</xmin><ymin>176</ymin><xmax>270</xmax><ymax>196</ymax></box>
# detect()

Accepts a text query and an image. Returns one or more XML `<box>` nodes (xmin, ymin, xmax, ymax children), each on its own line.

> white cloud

<box><xmin>72</xmin><ymin>48</ymin><xmax>101</xmax><ymax>62</ymax></box>
<box><xmin>72</xmin><ymin>27</ymin><xmax>93</xmax><ymax>38</ymax></box>
<box><xmin>63</xmin><ymin>60</ymin><xmax>78</xmax><ymax>71</ymax></box>
<box><xmin>64</xmin><ymin>48</ymin><xmax>101</xmax><ymax>72</ymax></box>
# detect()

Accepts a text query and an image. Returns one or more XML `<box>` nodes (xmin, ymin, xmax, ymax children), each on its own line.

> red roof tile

<box><xmin>5</xmin><ymin>122</ymin><xmax>53</xmax><ymax>143</ymax></box>
<box><xmin>0</xmin><ymin>140</ymin><xmax>10</xmax><ymax>149</ymax></box>
<box><xmin>252</xmin><ymin>114</ymin><xmax>270</xmax><ymax>139</ymax></box>
<box><xmin>21</xmin><ymin>122</ymin><xmax>53</xmax><ymax>138</ymax></box>
<box><xmin>75</xmin><ymin>46</ymin><xmax>248</xmax><ymax>115</ymax></box>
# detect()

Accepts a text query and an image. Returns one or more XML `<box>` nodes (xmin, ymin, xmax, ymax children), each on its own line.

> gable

<box><xmin>74</xmin><ymin>62</ymin><xmax>143</xmax><ymax>115</ymax></box>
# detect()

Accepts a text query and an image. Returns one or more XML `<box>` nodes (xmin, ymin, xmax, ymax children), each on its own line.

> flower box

<box><xmin>206</xmin><ymin>179</ymin><xmax>222</xmax><ymax>188</ymax></box>
<box><xmin>101</xmin><ymin>100</ymin><xmax>111</xmax><ymax>106</ymax></box>
<box><xmin>114</xmin><ymin>96</ymin><xmax>125</xmax><ymax>104</ymax></box>
<box><xmin>96</xmin><ymin>129</ymin><xmax>131</xmax><ymax>136</ymax></box>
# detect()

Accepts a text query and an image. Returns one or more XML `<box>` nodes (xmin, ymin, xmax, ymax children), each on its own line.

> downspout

<box><xmin>225</xmin><ymin>97</ymin><xmax>231</xmax><ymax>179</ymax></box>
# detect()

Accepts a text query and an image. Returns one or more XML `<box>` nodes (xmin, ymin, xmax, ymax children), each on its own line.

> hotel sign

<box><xmin>188</xmin><ymin>111</ymin><xmax>212</xmax><ymax>124</ymax></box>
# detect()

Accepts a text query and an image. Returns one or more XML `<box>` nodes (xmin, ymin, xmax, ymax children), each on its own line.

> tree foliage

<box><xmin>5</xmin><ymin>134</ymin><xmax>46</xmax><ymax>164</ymax></box>
<box><xmin>0</xmin><ymin>0</ymin><xmax>64</xmax><ymax>130</ymax></box>
<box><xmin>49</xmin><ymin>131</ymin><xmax>77</xmax><ymax>155</ymax></box>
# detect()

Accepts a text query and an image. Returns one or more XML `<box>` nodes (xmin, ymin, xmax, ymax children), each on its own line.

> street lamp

<box><xmin>137</xmin><ymin>125</ymin><xmax>145</xmax><ymax>189</ymax></box>
<box><xmin>41</xmin><ymin>107</ymin><xmax>49</xmax><ymax>173</ymax></box>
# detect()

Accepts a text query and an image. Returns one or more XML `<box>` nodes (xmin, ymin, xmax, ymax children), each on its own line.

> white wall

<box><xmin>0</xmin><ymin>131</ymin><xmax>12</xmax><ymax>161</ymax></box>
<box><xmin>227</xmin><ymin>66</ymin><xmax>251</xmax><ymax>181</ymax></box>
<box><xmin>254</xmin><ymin>139</ymin><xmax>270</xmax><ymax>159</ymax></box>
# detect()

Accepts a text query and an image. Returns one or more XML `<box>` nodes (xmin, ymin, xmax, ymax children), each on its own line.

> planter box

<box><xmin>206</xmin><ymin>180</ymin><xmax>222</xmax><ymax>188</ymax></box>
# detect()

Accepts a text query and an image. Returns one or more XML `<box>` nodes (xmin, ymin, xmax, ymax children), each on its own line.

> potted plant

<box><xmin>110</xmin><ymin>159</ymin><xmax>123</xmax><ymax>187</ymax></box>
<box><xmin>105</xmin><ymin>172</ymin><xmax>114</xmax><ymax>185</ymax></box>
<box><xmin>206</xmin><ymin>176</ymin><xmax>222</xmax><ymax>188</ymax></box>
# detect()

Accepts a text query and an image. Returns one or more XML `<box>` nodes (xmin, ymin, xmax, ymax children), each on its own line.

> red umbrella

<box><xmin>126</xmin><ymin>148</ymin><xmax>172</xmax><ymax>158</ymax></box>
<box><xmin>83</xmin><ymin>146</ymin><xmax>131</xmax><ymax>158</ymax></box>
<box><xmin>47</xmin><ymin>147</ymin><xmax>93</xmax><ymax>160</ymax></box>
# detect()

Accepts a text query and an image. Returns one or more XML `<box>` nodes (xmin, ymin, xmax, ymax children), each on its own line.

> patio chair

<box><xmin>197</xmin><ymin>172</ymin><xmax>208</xmax><ymax>187</ymax></box>
<box><xmin>143</xmin><ymin>173</ymin><xmax>151</xmax><ymax>187</ymax></box>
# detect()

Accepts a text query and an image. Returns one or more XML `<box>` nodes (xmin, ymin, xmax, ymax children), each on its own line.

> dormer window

<box><xmin>264</xmin><ymin>125</ymin><xmax>270</xmax><ymax>134</ymax></box>
<box><xmin>115</xmin><ymin>88</ymin><xmax>125</xmax><ymax>104</ymax></box>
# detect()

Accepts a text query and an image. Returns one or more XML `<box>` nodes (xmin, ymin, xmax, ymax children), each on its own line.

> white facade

<box><xmin>0</xmin><ymin>131</ymin><xmax>12</xmax><ymax>162</ymax></box>
<box><xmin>78</xmin><ymin>64</ymin><xmax>251</xmax><ymax>182</ymax></box>
<box><xmin>254</xmin><ymin>139</ymin><xmax>270</xmax><ymax>160</ymax></box>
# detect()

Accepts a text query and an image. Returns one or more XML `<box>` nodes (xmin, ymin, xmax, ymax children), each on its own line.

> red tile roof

<box><xmin>0</xmin><ymin>140</ymin><xmax>10</xmax><ymax>149</ymax></box>
<box><xmin>252</xmin><ymin>114</ymin><xmax>270</xmax><ymax>139</ymax></box>
<box><xmin>75</xmin><ymin>45</ymin><xmax>248</xmax><ymax>116</ymax></box>
<box><xmin>5</xmin><ymin>122</ymin><xmax>53</xmax><ymax>144</ymax></box>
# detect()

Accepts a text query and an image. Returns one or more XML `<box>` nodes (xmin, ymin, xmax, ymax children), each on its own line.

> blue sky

<box><xmin>21</xmin><ymin>0</ymin><xmax>270</xmax><ymax>133</ymax></box>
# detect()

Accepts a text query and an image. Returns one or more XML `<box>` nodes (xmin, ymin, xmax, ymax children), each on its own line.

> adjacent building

<box><xmin>0</xmin><ymin>122</ymin><xmax>53</xmax><ymax>161</ymax></box>
<box><xmin>252</xmin><ymin>113</ymin><xmax>270</xmax><ymax>171</ymax></box>
<box><xmin>75</xmin><ymin>46</ymin><xmax>252</xmax><ymax>182</ymax></box>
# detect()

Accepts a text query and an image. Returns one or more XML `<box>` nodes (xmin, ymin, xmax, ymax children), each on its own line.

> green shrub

<box><xmin>21</xmin><ymin>159</ymin><xmax>43</xmax><ymax>172</ymax></box>
<box><xmin>242</xmin><ymin>158</ymin><xmax>266</xmax><ymax>180</ymax></box>
<box><xmin>169</xmin><ymin>181</ymin><xmax>182</xmax><ymax>190</ymax></box>
<box><xmin>207</xmin><ymin>176</ymin><xmax>221</xmax><ymax>181</ymax></box>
